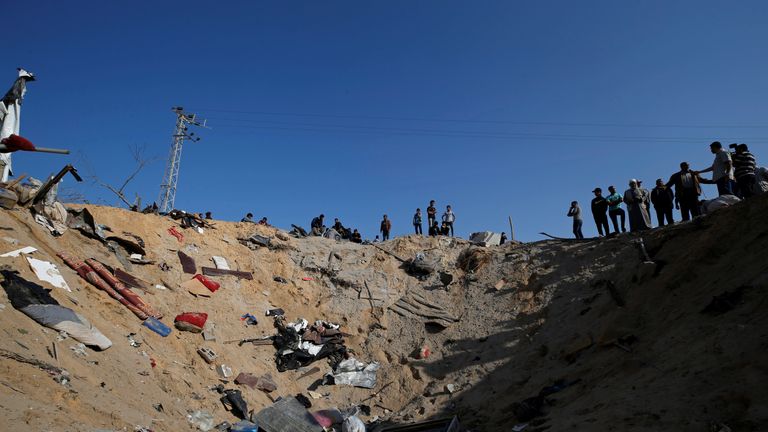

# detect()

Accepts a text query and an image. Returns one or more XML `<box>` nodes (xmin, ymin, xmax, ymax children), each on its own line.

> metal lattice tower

<box><xmin>158</xmin><ymin>107</ymin><xmax>205</xmax><ymax>213</ymax></box>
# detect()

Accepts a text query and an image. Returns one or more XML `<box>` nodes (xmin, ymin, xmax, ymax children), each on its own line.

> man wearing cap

<box><xmin>650</xmin><ymin>179</ymin><xmax>675</xmax><ymax>227</ymax></box>
<box><xmin>695</xmin><ymin>141</ymin><xmax>736</xmax><ymax>196</ymax></box>
<box><xmin>590</xmin><ymin>188</ymin><xmax>610</xmax><ymax>237</ymax></box>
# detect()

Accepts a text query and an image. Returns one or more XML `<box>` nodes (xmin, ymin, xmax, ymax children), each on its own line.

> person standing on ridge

<box><xmin>733</xmin><ymin>144</ymin><xmax>758</xmax><ymax>198</ymax></box>
<box><xmin>695</xmin><ymin>141</ymin><xmax>736</xmax><ymax>196</ymax></box>
<box><xmin>650</xmin><ymin>179</ymin><xmax>675</xmax><ymax>227</ymax></box>
<box><xmin>624</xmin><ymin>179</ymin><xmax>652</xmax><ymax>232</ymax></box>
<box><xmin>380</xmin><ymin>215</ymin><xmax>392</xmax><ymax>241</ymax></box>
<box><xmin>605</xmin><ymin>186</ymin><xmax>626</xmax><ymax>233</ymax></box>
<box><xmin>442</xmin><ymin>205</ymin><xmax>456</xmax><ymax>237</ymax></box>
<box><xmin>666</xmin><ymin>162</ymin><xmax>701</xmax><ymax>221</ymax></box>
<box><xmin>590</xmin><ymin>188</ymin><xmax>610</xmax><ymax>237</ymax></box>
<box><xmin>427</xmin><ymin>200</ymin><xmax>437</xmax><ymax>229</ymax></box>
<box><xmin>567</xmin><ymin>201</ymin><xmax>584</xmax><ymax>239</ymax></box>
<box><xmin>413</xmin><ymin>208</ymin><xmax>423</xmax><ymax>235</ymax></box>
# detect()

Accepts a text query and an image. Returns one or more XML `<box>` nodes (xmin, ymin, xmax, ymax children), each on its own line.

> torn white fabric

<box><xmin>0</xmin><ymin>246</ymin><xmax>36</xmax><ymax>257</ymax></box>
<box><xmin>26</xmin><ymin>257</ymin><xmax>71</xmax><ymax>292</ymax></box>
<box><xmin>299</xmin><ymin>341</ymin><xmax>324</xmax><ymax>356</ymax></box>
<box><xmin>211</xmin><ymin>256</ymin><xmax>230</xmax><ymax>270</ymax></box>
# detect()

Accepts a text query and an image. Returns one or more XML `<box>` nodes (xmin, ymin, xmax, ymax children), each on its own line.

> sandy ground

<box><xmin>0</xmin><ymin>195</ymin><xmax>766</xmax><ymax>431</ymax></box>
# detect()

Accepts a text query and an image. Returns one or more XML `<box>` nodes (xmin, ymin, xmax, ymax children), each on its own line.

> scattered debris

<box><xmin>142</xmin><ymin>317</ymin><xmax>172</xmax><ymax>337</ymax></box>
<box><xmin>26</xmin><ymin>257</ymin><xmax>71</xmax><ymax>292</ymax></box>
<box><xmin>220</xmin><ymin>388</ymin><xmax>249</xmax><ymax>419</ymax></box>
<box><xmin>273</xmin><ymin>276</ymin><xmax>288</xmax><ymax>284</ymax></box>
<box><xmin>187</xmin><ymin>410</ymin><xmax>215</xmax><ymax>431</ymax></box>
<box><xmin>273</xmin><ymin>317</ymin><xmax>347</xmax><ymax>372</ymax></box>
<box><xmin>326</xmin><ymin>357</ymin><xmax>380</xmax><ymax>389</ymax></box>
<box><xmin>253</xmin><ymin>396</ymin><xmax>324</xmax><ymax>432</ymax></box>
<box><xmin>168</xmin><ymin>227</ymin><xmax>184</xmax><ymax>243</ymax></box>
<box><xmin>0</xmin><ymin>270</ymin><xmax>112</xmax><ymax>350</ymax></box>
<box><xmin>174</xmin><ymin>312</ymin><xmax>208</xmax><ymax>333</ymax></box>
<box><xmin>265</xmin><ymin>308</ymin><xmax>284</xmax><ymax>317</ymax></box>
<box><xmin>469</xmin><ymin>231</ymin><xmax>502</xmax><ymax>246</ymax></box>
<box><xmin>0</xmin><ymin>246</ymin><xmax>36</xmax><ymax>257</ymax></box>
<box><xmin>178</xmin><ymin>251</ymin><xmax>197</xmax><ymax>274</ymax></box>
<box><xmin>217</xmin><ymin>364</ymin><xmax>233</xmax><ymax>379</ymax></box>
<box><xmin>211</xmin><ymin>256</ymin><xmax>230</xmax><ymax>270</ymax></box>
<box><xmin>198</xmin><ymin>347</ymin><xmax>217</xmax><ymax>364</ymax></box>
<box><xmin>202</xmin><ymin>267</ymin><xmax>253</xmax><ymax>280</ymax></box>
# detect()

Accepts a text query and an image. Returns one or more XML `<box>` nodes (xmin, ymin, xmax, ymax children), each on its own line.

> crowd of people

<box><xmin>279</xmin><ymin>200</ymin><xmax>463</xmax><ymax>244</ymax></box>
<box><xmin>568</xmin><ymin>142</ymin><xmax>764</xmax><ymax>238</ymax></box>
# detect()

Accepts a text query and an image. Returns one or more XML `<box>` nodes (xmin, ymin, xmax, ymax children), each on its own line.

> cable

<box><xmin>192</xmin><ymin>108</ymin><xmax>768</xmax><ymax>129</ymax></box>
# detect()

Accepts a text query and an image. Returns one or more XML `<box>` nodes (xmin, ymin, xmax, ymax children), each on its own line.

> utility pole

<box><xmin>157</xmin><ymin>107</ymin><xmax>205</xmax><ymax>213</ymax></box>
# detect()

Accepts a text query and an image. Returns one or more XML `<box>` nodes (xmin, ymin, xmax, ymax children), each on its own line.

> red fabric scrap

<box><xmin>168</xmin><ymin>227</ymin><xmax>184</xmax><ymax>243</ymax></box>
<box><xmin>193</xmin><ymin>274</ymin><xmax>220</xmax><ymax>292</ymax></box>
<box><xmin>0</xmin><ymin>134</ymin><xmax>35</xmax><ymax>152</ymax></box>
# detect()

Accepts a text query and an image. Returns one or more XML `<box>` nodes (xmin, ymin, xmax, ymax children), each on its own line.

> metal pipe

<box><xmin>0</xmin><ymin>144</ymin><xmax>70</xmax><ymax>154</ymax></box>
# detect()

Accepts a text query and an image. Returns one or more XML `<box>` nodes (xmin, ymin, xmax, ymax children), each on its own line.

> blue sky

<box><xmin>4</xmin><ymin>1</ymin><xmax>767</xmax><ymax>240</ymax></box>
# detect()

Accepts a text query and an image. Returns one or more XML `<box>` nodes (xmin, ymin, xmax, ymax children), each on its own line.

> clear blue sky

<box><xmin>4</xmin><ymin>1</ymin><xmax>767</xmax><ymax>241</ymax></box>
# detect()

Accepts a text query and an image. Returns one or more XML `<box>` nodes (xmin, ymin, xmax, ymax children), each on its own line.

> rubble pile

<box><xmin>0</xmin><ymin>195</ymin><xmax>766</xmax><ymax>431</ymax></box>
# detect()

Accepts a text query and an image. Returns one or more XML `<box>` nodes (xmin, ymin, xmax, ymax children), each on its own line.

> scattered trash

<box><xmin>512</xmin><ymin>424</ymin><xmax>528</xmax><ymax>432</ymax></box>
<box><xmin>417</xmin><ymin>346</ymin><xmax>431</xmax><ymax>359</ymax></box>
<box><xmin>0</xmin><ymin>246</ymin><xmax>36</xmax><ymax>257</ymax></box>
<box><xmin>202</xmin><ymin>267</ymin><xmax>254</xmax><ymax>280</ymax></box>
<box><xmin>312</xmin><ymin>408</ymin><xmax>345</xmax><ymax>428</ymax></box>
<box><xmin>273</xmin><ymin>317</ymin><xmax>347</xmax><ymax>372</ymax></box>
<box><xmin>469</xmin><ymin>231</ymin><xmax>503</xmax><ymax>247</ymax></box>
<box><xmin>69</xmin><ymin>343</ymin><xmax>87</xmax><ymax>357</ymax></box>
<box><xmin>175</xmin><ymin>312</ymin><xmax>208</xmax><ymax>333</ymax></box>
<box><xmin>265</xmin><ymin>308</ymin><xmax>284</xmax><ymax>317</ymax></box>
<box><xmin>154</xmin><ymin>284</ymin><xmax>168</xmax><ymax>290</ymax></box>
<box><xmin>217</xmin><ymin>364</ymin><xmax>233</xmax><ymax>379</ymax></box>
<box><xmin>255</xmin><ymin>373</ymin><xmax>278</xmax><ymax>393</ymax></box>
<box><xmin>142</xmin><ymin>317</ymin><xmax>172</xmax><ymax>337</ymax></box>
<box><xmin>178</xmin><ymin>251</ymin><xmax>197</xmax><ymax>274</ymax></box>
<box><xmin>241</xmin><ymin>313</ymin><xmax>258</xmax><ymax>326</ymax></box>
<box><xmin>273</xmin><ymin>276</ymin><xmax>288</xmax><ymax>284</ymax></box>
<box><xmin>253</xmin><ymin>396</ymin><xmax>324</xmax><ymax>432</ymax></box>
<box><xmin>198</xmin><ymin>347</ymin><xmax>217</xmax><ymax>363</ymax></box>
<box><xmin>220</xmin><ymin>388</ymin><xmax>248</xmax><ymax>419</ymax></box>
<box><xmin>0</xmin><ymin>270</ymin><xmax>112</xmax><ymax>350</ymax></box>
<box><xmin>295</xmin><ymin>393</ymin><xmax>312</xmax><ymax>408</ymax></box>
<box><xmin>187</xmin><ymin>410</ymin><xmax>215</xmax><ymax>431</ymax></box>
<box><xmin>127</xmin><ymin>333</ymin><xmax>142</xmax><ymax>348</ymax></box>
<box><xmin>342</xmin><ymin>415</ymin><xmax>366</xmax><ymax>432</ymax></box>
<box><xmin>494</xmin><ymin>279</ymin><xmax>506</xmax><ymax>290</ymax></box>
<box><xmin>0</xmin><ymin>347</ymin><xmax>70</xmax><ymax>386</ymax></box>
<box><xmin>326</xmin><ymin>357</ymin><xmax>380</xmax><ymax>389</ymax></box>
<box><xmin>168</xmin><ymin>227</ymin><xmax>184</xmax><ymax>243</ymax></box>
<box><xmin>153</xmin><ymin>403</ymin><xmax>164</xmax><ymax>413</ymax></box>
<box><xmin>390</xmin><ymin>290</ymin><xmax>458</xmax><ymax>329</ymax></box>
<box><xmin>242</xmin><ymin>233</ymin><xmax>271</xmax><ymax>248</ymax></box>
<box><xmin>211</xmin><ymin>256</ymin><xmax>230</xmax><ymax>270</ymax></box>
<box><xmin>230</xmin><ymin>420</ymin><xmax>259</xmax><ymax>432</ymax></box>
<box><xmin>214</xmin><ymin>422</ymin><xmax>232</xmax><ymax>431</ymax></box>
<box><xmin>26</xmin><ymin>257</ymin><xmax>71</xmax><ymax>292</ymax></box>
<box><xmin>194</xmin><ymin>274</ymin><xmax>220</xmax><ymax>292</ymax></box>
<box><xmin>308</xmin><ymin>390</ymin><xmax>323</xmax><ymax>399</ymax></box>
<box><xmin>56</xmin><ymin>331</ymin><xmax>69</xmax><ymax>342</ymax></box>
<box><xmin>302</xmin><ymin>277</ymin><xmax>314</xmax><ymax>281</ymax></box>
<box><xmin>446</xmin><ymin>383</ymin><xmax>458</xmax><ymax>394</ymax></box>
<box><xmin>183</xmin><ymin>277</ymin><xmax>213</xmax><ymax>297</ymax></box>
<box><xmin>202</xmin><ymin>322</ymin><xmax>217</xmax><ymax>341</ymax></box>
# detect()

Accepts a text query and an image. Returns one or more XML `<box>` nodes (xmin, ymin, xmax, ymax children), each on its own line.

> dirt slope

<box><xmin>0</xmin><ymin>195</ymin><xmax>766</xmax><ymax>431</ymax></box>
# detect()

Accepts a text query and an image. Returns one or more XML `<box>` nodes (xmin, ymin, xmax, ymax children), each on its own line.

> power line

<box><xmin>207</xmin><ymin>120</ymin><xmax>768</xmax><ymax>143</ymax></box>
<box><xmin>192</xmin><ymin>108</ymin><xmax>768</xmax><ymax>129</ymax></box>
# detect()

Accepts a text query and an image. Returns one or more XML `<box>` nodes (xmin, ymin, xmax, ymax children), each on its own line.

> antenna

<box><xmin>157</xmin><ymin>107</ymin><xmax>206</xmax><ymax>213</ymax></box>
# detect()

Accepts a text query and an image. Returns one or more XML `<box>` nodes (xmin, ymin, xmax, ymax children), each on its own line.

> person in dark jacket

<box><xmin>310</xmin><ymin>214</ymin><xmax>325</xmax><ymax>236</ymax></box>
<box><xmin>650</xmin><ymin>179</ymin><xmax>675</xmax><ymax>227</ymax></box>
<box><xmin>590</xmin><ymin>188</ymin><xmax>610</xmax><ymax>237</ymax></box>
<box><xmin>427</xmin><ymin>200</ymin><xmax>437</xmax><ymax>228</ymax></box>
<box><xmin>413</xmin><ymin>208</ymin><xmax>423</xmax><ymax>235</ymax></box>
<box><xmin>733</xmin><ymin>144</ymin><xmax>757</xmax><ymax>198</ymax></box>
<box><xmin>350</xmin><ymin>229</ymin><xmax>362</xmax><ymax>243</ymax></box>
<box><xmin>666</xmin><ymin>162</ymin><xmax>701</xmax><ymax>221</ymax></box>
<box><xmin>429</xmin><ymin>221</ymin><xmax>440</xmax><ymax>237</ymax></box>
<box><xmin>380</xmin><ymin>215</ymin><xmax>392</xmax><ymax>241</ymax></box>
